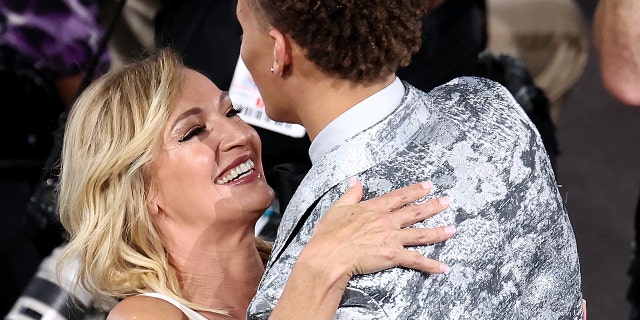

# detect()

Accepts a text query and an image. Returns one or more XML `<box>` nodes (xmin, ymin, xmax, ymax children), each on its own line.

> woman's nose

<box><xmin>218</xmin><ymin>120</ymin><xmax>254</xmax><ymax>152</ymax></box>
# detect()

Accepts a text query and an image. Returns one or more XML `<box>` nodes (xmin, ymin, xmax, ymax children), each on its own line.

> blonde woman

<box><xmin>57</xmin><ymin>48</ymin><xmax>455</xmax><ymax>319</ymax></box>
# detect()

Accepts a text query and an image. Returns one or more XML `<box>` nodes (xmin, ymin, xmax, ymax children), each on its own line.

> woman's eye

<box><xmin>226</xmin><ymin>105</ymin><xmax>244</xmax><ymax>117</ymax></box>
<box><xmin>179</xmin><ymin>126</ymin><xmax>206</xmax><ymax>142</ymax></box>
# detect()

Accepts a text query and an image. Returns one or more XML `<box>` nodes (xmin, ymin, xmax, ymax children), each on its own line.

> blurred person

<box><xmin>594</xmin><ymin>0</ymin><xmax>640</xmax><ymax>106</ymax></box>
<box><xmin>0</xmin><ymin>0</ymin><xmax>109</xmax><ymax>314</ymax></box>
<box><xmin>485</xmin><ymin>0</ymin><xmax>589</xmax><ymax>123</ymax></box>
<box><xmin>101</xmin><ymin>0</ymin><xmax>159</xmax><ymax>69</ymax></box>
<box><xmin>57</xmin><ymin>48</ymin><xmax>456</xmax><ymax>319</ymax></box>
<box><xmin>397</xmin><ymin>0</ymin><xmax>487</xmax><ymax>93</ymax></box>
<box><xmin>236</xmin><ymin>0</ymin><xmax>584</xmax><ymax>318</ymax></box>
<box><xmin>593</xmin><ymin>1</ymin><xmax>640</xmax><ymax>318</ymax></box>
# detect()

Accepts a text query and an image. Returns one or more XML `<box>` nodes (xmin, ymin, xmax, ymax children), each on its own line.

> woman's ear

<box><xmin>268</xmin><ymin>28</ymin><xmax>292</xmax><ymax>76</ymax></box>
<box><xmin>147</xmin><ymin>198</ymin><xmax>160</xmax><ymax>216</ymax></box>
<box><xmin>146</xmin><ymin>185</ymin><xmax>161</xmax><ymax>216</ymax></box>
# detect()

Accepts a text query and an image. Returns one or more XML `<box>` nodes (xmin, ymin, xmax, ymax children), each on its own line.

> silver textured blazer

<box><xmin>248</xmin><ymin>77</ymin><xmax>583</xmax><ymax>319</ymax></box>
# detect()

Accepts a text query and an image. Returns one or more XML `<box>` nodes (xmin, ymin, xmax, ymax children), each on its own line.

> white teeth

<box><xmin>215</xmin><ymin>159</ymin><xmax>255</xmax><ymax>184</ymax></box>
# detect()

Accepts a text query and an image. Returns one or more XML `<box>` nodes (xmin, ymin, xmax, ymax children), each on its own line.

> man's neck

<box><xmin>296</xmin><ymin>73</ymin><xmax>396</xmax><ymax>141</ymax></box>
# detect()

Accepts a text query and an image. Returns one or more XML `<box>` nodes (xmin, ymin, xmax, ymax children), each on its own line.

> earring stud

<box><xmin>270</xmin><ymin>66</ymin><xmax>274</xmax><ymax>73</ymax></box>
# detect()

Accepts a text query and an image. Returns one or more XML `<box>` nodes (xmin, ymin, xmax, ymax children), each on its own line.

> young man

<box><xmin>237</xmin><ymin>0</ymin><xmax>584</xmax><ymax>318</ymax></box>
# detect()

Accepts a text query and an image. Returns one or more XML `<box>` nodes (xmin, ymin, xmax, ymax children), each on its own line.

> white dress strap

<box><xmin>138</xmin><ymin>292</ymin><xmax>208</xmax><ymax>320</ymax></box>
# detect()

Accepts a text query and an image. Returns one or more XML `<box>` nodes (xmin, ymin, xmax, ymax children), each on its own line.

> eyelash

<box><xmin>178</xmin><ymin>106</ymin><xmax>245</xmax><ymax>142</ymax></box>
<box><xmin>179</xmin><ymin>126</ymin><xmax>205</xmax><ymax>142</ymax></box>
<box><xmin>227</xmin><ymin>105</ymin><xmax>244</xmax><ymax>117</ymax></box>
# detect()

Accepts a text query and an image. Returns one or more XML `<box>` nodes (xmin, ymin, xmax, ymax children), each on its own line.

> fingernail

<box><xmin>421</xmin><ymin>181</ymin><xmax>433</xmax><ymax>190</ymax></box>
<box><xmin>441</xmin><ymin>264</ymin><xmax>451</xmax><ymax>274</ymax></box>
<box><xmin>348</xmin><ymin>176</ymin><xmax>359</xmax><ymax>187</ymax></box>
<box><xmin>444</xmin><ymin>225</ymin><xmax>456</xmax><ymax>235</ymax></box>
<box><xmin>439</xmin><ymin>196</ymin><xmax>451</xmax><ymax>205</ymax></box>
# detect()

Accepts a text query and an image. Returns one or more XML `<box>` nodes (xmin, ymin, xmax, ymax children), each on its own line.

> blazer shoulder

<box><xmin>422</xmin><ymin>76</ymin><xmax>530</xmax><ymax>126</ymax></box>
<box><xmin>405</xmin><ymin>76</ymin><xmax>542</xmax><ymax>155</ymax></box>
<box><xmin>431</xmin><ymin>76</ymin><xmax>518</xmax><ymax>107</ymax></box>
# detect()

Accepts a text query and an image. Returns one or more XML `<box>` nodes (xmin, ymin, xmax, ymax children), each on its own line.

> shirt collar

<box><xmin>309</xmin><ymin>77</ymin><xmax>404</xmax><ymax>164</ymax></box>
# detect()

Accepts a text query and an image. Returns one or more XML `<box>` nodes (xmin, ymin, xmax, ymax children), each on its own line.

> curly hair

<box><xmin>250</xmin><ymin>0</ymin><xmax>428</xmax><ymax>83</ymax></box>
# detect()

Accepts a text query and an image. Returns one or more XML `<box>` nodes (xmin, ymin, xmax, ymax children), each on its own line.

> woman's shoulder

<box><xmin>107</xmin><ymin>294</ymin><xmax>188</xmax><ymax>320</ymax></box>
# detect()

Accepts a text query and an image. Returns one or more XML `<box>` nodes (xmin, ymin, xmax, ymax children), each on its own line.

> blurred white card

<box><xmin>228</xmin><ymin>57</ymin><xmax>306</xmax><ymax>138</ymax></box>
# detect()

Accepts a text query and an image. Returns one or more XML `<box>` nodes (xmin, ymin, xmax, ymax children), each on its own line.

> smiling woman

<box><xmin>146</xmin><ymin>67</ymin><xmax>274</xmax><ymax>227</ymax></box>
<box><xmin>56</xmin><ymin>47</ymin><xmax>456</xmax><ymax>319</ymax></box>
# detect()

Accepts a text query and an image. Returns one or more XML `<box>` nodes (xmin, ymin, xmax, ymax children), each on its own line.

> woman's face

<box><xmin>149</xmin><ymin>68</ymin><xmax>274</xmax><ymax>231</ymax></box>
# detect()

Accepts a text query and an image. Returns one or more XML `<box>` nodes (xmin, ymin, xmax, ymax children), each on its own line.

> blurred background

<box><xmin>553</xmin><ymin>0</ymin><xmax>640</xmax><ymax>319</ymax></box>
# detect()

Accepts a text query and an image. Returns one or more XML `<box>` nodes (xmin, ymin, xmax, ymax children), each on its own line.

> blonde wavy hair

<box><xmin>57</xmin><ymin>48</ymin><xmax>271</xmax><ymax>314</ymax></box>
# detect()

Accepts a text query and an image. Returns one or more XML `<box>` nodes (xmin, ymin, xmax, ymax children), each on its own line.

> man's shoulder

<box><xmin>401</xmin><ymin>76</ymin><xmax>540</xmax><ymax>149</ymax></box>
<box><xmin>412</xmin><ymin>76</ymin><xmax>511</xmax><ymax>96</ymax></box>
<box><xmin>405</xmin><ymin>76</ymin><xmax>522</xmax><ymax>116</ymax></box>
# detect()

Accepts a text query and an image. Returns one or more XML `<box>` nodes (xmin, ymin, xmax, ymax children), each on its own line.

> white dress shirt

<box><xmin>308</xmin><ymin>77</ymin><xmax>405</xmax><ymax>164</ymax></box>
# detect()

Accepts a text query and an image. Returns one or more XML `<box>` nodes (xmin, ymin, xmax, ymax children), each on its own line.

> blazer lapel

<box><xmin>268</xmin><ymin>83</ymin><xmax>431</xmax><ymax>263</ymax></box>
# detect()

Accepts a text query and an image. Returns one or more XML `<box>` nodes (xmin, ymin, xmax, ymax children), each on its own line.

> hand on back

<box><xmin>304</xmin><ymin>178</ymin><xmax>455</xmax><ymax>279</ymax></box>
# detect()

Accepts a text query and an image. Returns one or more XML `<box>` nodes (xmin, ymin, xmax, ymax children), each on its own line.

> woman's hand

<box><xmin>304</xmin><ymin>177</ymin><xmax>455</xmax><ymax>280</ymax></box>
<box><xmin>270</xmin><ymin>178</ymin><xmax>454</xmax><ymax>320</ymax></box>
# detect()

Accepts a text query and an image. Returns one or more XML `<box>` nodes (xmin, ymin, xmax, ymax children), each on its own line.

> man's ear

<box><xmin>268</xmin><ymin>28</ymin><xmax>292</xmax><ymax>76</ymax></box>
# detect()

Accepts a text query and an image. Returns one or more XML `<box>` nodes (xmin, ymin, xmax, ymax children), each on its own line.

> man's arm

<box><xmin>594</xmin><ymin>0</ymin><xmax>640</xmax><ymax>106</ymax></box>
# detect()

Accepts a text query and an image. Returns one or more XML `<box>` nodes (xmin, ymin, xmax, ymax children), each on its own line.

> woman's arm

<box><xmin>269</xmin><ymin>178</ymin><xmax>454</xmax><ymax>319</ymax></box>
